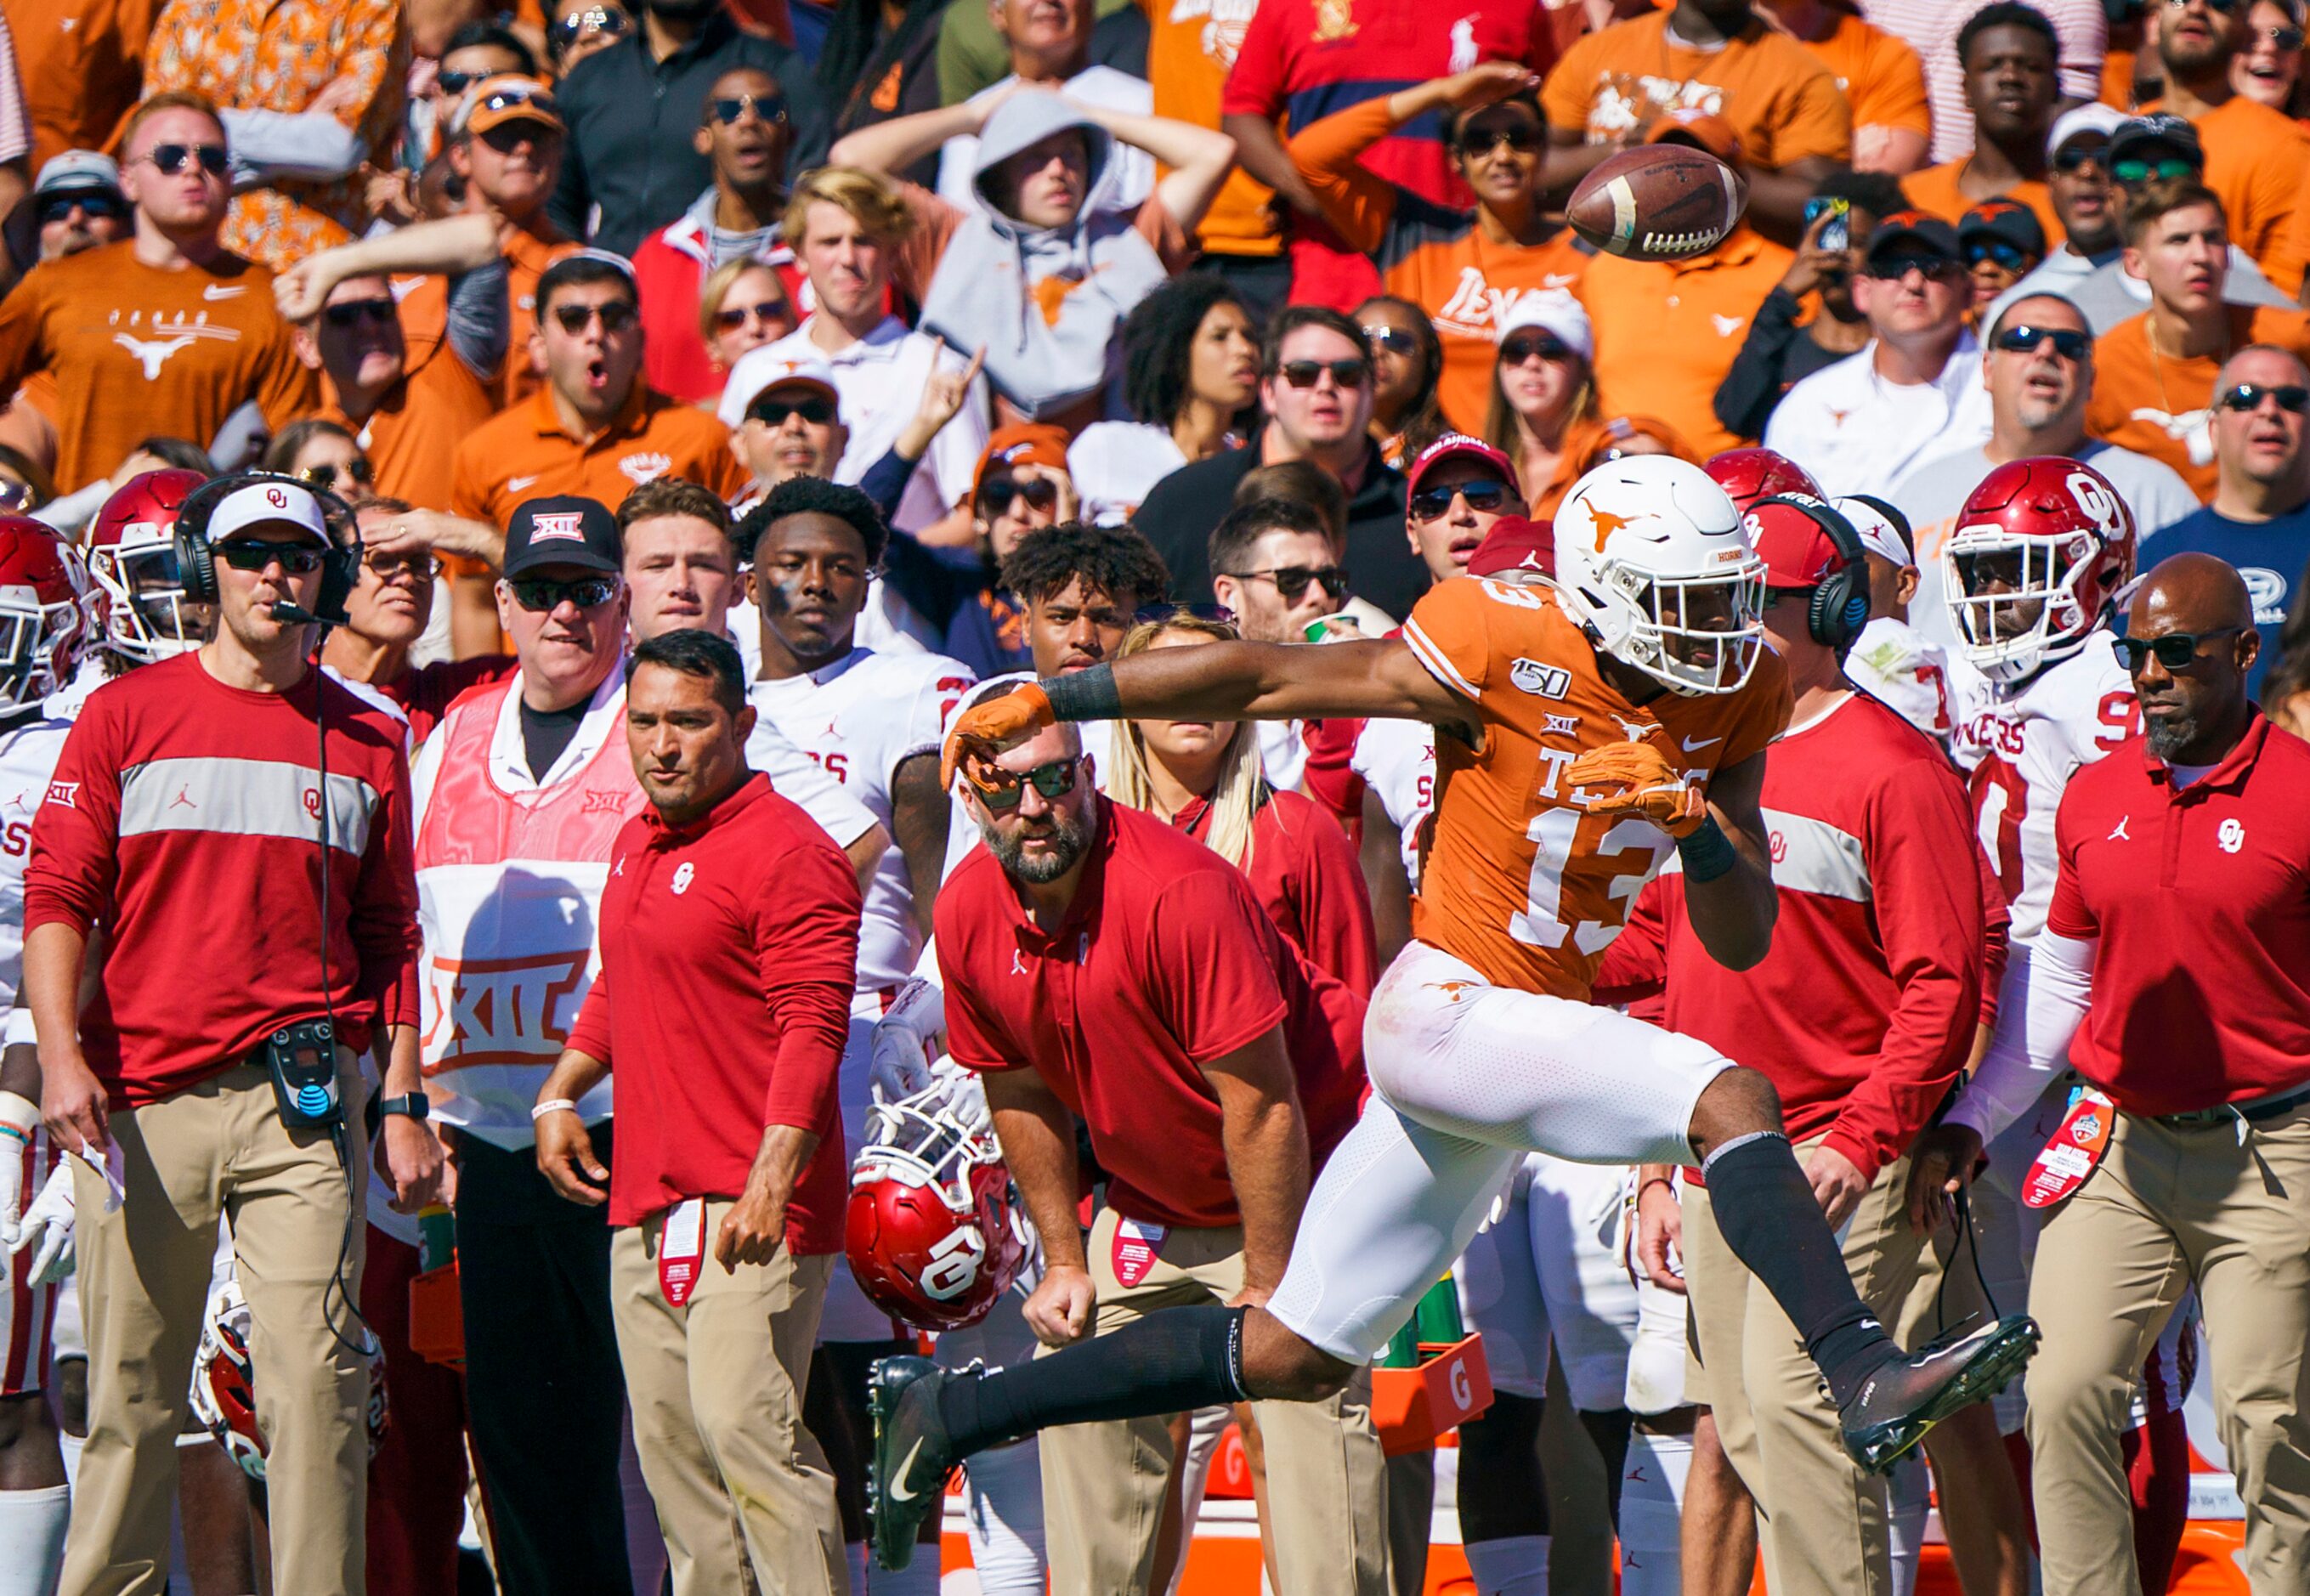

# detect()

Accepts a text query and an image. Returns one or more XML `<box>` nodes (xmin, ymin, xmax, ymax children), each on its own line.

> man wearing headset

<box><xmin>22</xmin><ymin>475</ymin><xmax>440</xmax><ymax>1596</ymax></box>
<box><xmin>1594</xmin><ymin>495</ymin><xmax>1990</xmax><ymax>1596</ymax></box>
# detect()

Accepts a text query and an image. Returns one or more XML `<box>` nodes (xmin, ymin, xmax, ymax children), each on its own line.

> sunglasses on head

<box><xmin>2111</xmin><ymin>625</ymin><xmax>2246</xmax><ymax>671</ymax></box>
<box><xmin>1866</xmin><ymin>253</ymin><xmax>1966</xmax><ymax>281</ymax></box>
<box><xmin>977</xmin><ymin>476</ymin><xmax>1058</xmax><ymax>516</ymax></box>
<box><xmin>1499</xmin><ymin>331</ymin><xmax>1574</xmax><ymax>365</ymax></box>
<box><xmin>509</xmin><ymin>575</ymin><xmax>620</xmax><ymax>611</ymax></box>
<box><xmin>1409</xmin><ymin>478</ymin><xmax>1514</xmax><ymax>521</ymax></box>
<box><xmin>2051</xmin><ymin>141</ymin><xmax>2109</xmax><ymax>173</ymax></box>
<box><xmin>474</xmin><ymin>88</ymin><xmax>558</xmax><ymax>122</ymax></box>
<box><xmin>323</xmin><ymin>297</ymin><xmax>398</xmax><ymax>329</ymax></box>
<box><xmin>1453</xmin><ymin>124</ymin><xmax>1544</xmax><ymax>156</ymax></box>
<box><xmin>749</xmin><ymin>394</ymin><xmax>835</xmax><ymax>427</ymax></box>
<box><xmin>2112</xmin><ymin>156</ymin><xmax>2198</xmax><ymax>184</ymax></box>
<box><xmin>1362</xmin><ymin>323</ymin><xmax>1423</xmax><ymax>355</ymax></box>
<box><xmin>297</xmin><ymin>460</ymin><xmax>375</xmax><ymax>491</ymax></box>
<box><xmin>1274</xmin><ymin>358</ymin><xmax>1368</xmax><ymax>390</ymax></box>
<box><xmin>36</xmin><ymin>190</ymin><xmax>126</xmax><ymax>224</ymax></box>
<box><xmin>716</xmin><ymin>298</ymin><xmax>789</xmax><ymax>331</ymax></box>
<box><xmin>1967</xmin><ymin>239</ymin><xmax>2029</xmax><ymax>271</ymax></box>
<box><xmin>965</xmin><ymin>756</ymin><xmax>1080</xmax><ymax>811</ymax></box>
<box><xmin>1225</xmin><ymin>565</ymin><xmax>1349</xmax><ymax>603</ymax></box>
<box><xmin>217</xmin><ymin>541</ymin><xmax>326</xmax><ymax>574</ymax></box>
<box><xmin>552</xmin><ymin>6</ymin><xmax>631</xmax><ymax>48</ymax></box>
<box><xmin>1993</xmin><ymin>323</ymin><xmax>2092</xmax><ymax>359</ymax></box>
<box><xmin>2218</xmin><ymin>382</ymin><xmax>2310</xmax><ymax>412</ymax></box>
<box><xmin>552</xmin><ymin>299</ymin><xmax>637</xmax><ymax>334</ymax></box>
<box><xmin>142</xmin><ymin>143</ymin><xmax>229</xmax><ymax>178</ymax></box>
<box><xmin>711</xmin><ymin>93</ymin><xmax>786</xmax><ymax>127</ymax></box>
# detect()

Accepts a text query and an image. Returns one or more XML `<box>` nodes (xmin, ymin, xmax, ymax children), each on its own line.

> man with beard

<box><xmin>1917</xmin><ymin>553</ymin><xmax>2310</xmax><ymax>1596</ymax></box>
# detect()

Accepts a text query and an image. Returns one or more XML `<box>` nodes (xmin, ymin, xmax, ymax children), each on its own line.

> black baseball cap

<box><xmin>504</xmin><ymin>495</ymin><xmax>620</xmax><ymax>578</ymax></box>
<box><xmin>2106</xmin><ymin>114</ymin><xmax>2204</xmax><ymax>174</ymax></box>
<box><xmin>1865</xmin><ymin>210</ymin><xmax>1962</xmax><ymax>265</ymax></box>
<box><xmin>1959</xmin><ymin>198</ymin><xmax>2048</xmax><ymax>258</ymax></box>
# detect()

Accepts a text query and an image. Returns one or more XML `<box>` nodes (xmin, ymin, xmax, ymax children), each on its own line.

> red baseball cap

<box><xmin>1406</xmin><ymin>433</ymin><xmax>1519</xmax><ymax>512</ymax></box>
<box><xmin>1741</xmin><ymin>495</ymin><xmax>1860</xmax><ymax>590</ymax></box>
<box><xmin>1466</xmin><ymin>515</ymin><xmax>1555</xmax><ymax>582</ymax></box>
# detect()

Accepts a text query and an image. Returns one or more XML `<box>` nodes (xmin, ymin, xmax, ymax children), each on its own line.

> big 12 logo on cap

<box><xmin>529</xmin><ymin>512</ymin><xmax>586</xmax><ymax>543</ymax></box>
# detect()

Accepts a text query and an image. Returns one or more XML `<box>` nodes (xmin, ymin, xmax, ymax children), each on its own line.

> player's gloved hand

<box><xmin>929</xmin><ymin>1056</ymin><xmax>991</xmax><ymax>1137</ymax></box>
<box><xmin>0</xmin><ymin>1089</ymin><xmax>34</xmax><ymax>1247</ymax></box>
<box><xmin>14</xmin><ymin>1163</ymin><xmax>76</xmax><ymax>1285</ymax></box>
<box><xmin>941</xmin><ymin>685</ymin><xmax>1056</xmax><ymax>791</ymax></box>
<box><xmin>869</xmin><ymin>978</ymin><xmax>947</xmax><ymax>1104</ymax></box>
<box><xmin>1565</xmin><ymin>742</ymin><xmax>1707</xmax><ymax>838</ymax></box>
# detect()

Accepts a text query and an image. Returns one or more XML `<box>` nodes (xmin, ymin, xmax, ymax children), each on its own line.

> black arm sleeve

<box><xmin>1712</xmin><ymin>286</ymin><xmax>1809</xmax><ymax>442</ymax></box>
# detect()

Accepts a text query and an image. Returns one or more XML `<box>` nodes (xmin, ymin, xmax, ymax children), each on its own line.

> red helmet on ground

<box><xmin>846</xmin><ymin>1080</ymin><xmax>1031</xmax><ymax>1332</ymax></box>
<box><xmin>0</xmin><ymin>518</ymin><xmax>90</xmax><ymax>713</ymax></box>
<box><xmin>87</xmin><ymin>467</ymin><xmax>207</xmax><ymax>662</ymax></box>
<box><xmin>1943</xmin><ymin>456</ymin><xmax>2136</xmax><ymax>682</ymax></box>
<box><xmin>1703</xmin><ymin>448</ymin><xmax>1822</xmax><ymax>511</ymax></box>
<box><xmin>192</xmin><ymin>1272</ymin><xmax>388</xmax><ymax>1481</ymax></box>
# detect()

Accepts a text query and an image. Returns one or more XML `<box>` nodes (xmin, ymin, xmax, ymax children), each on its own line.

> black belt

<box><xmin>2151</xmin><ymin>1082</ymin><xmax>2310</xmax><ymax>1129</ymax></box>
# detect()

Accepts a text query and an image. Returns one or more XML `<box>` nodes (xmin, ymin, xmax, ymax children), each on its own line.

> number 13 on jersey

<box><xmin>1509</xmin><ymin>808</ymin><xmax>1673</xmax><ymax>954</ymax></box>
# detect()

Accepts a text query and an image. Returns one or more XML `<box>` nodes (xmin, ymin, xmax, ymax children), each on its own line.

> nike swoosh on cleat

<box><xmin>887</xmin><ymin>1439</ymin><xmax>925</xmax><ymax>1501</ymax></box>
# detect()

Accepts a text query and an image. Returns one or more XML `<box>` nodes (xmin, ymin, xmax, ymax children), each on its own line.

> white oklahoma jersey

<box><xmin>1348</xmin><ymin>715</ymin><xmax>1435</xmax><ymax>880</ymax></box>
<box><xmin>1946</xmin><ymin>640</ymin><xmax>2139</xmax><ymax>945</ymax></box>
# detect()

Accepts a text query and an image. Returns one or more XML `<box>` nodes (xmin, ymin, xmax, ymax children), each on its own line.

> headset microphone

<box><xmin>270</xmin><ymin>600</ymin><xmax>326</xmax><ymax>625</ymax></box>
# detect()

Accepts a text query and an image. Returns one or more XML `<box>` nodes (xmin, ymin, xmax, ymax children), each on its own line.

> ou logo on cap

<box><xmin>267</xmin><ymin>486</ymin><xmax>288</xmax><ymax>508</ymax></box>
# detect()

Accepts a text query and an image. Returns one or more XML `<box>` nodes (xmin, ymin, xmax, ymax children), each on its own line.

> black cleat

<box><xmin>1839</xmin><ymin>1315</ymin><xmax>2041</xmax><ymax>1474</ymax></box>
<box><xmin>865</xmin><ymin>1355</ymin><xmax>956</xmax><ymax>1571</ymax></box>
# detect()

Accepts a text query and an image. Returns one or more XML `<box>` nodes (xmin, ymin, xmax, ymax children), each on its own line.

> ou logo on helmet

<box><xmin>920</xmin><ymin>1223</ymin><xmax>988</xmax><ymax>1300</ymax></box>
<box><xmin>2064</xmin><ymin>472</ymin><xmax>2124</xmax><ymax>540</ymax></box>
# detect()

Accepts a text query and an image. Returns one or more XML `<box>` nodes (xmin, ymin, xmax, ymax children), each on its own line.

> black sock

<box><xmin>936</xmin><ymin>1305</ymin><xmax>1248</xmax><ymax>1457</ymax></box>
<box><xmin>1702</xmin><ymin>1132</ymin><xmax>1895</xmax><ymax>1407</ymax></box>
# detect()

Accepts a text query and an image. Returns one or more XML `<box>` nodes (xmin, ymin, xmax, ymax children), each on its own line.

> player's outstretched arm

<box><xmin>1078</xmin><ymin>637</ymin><xmax>1466</xmax><ymax>727</ymax></box>
<box><xmin>1678</xmin><ymin>750</ymin><xmax>1776</xmax><ymax>972</ymax></box>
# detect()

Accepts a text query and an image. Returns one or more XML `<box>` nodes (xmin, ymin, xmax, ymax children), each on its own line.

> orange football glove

<box><xmin>941</xmin><ymin>684</ymin><xmax>1057</xmax><ymax>791</ymax></box>
<box><xmin>1565</xmin><ymin>741</ymin><xmax>1708</xmax><ymax>838</ymax></box>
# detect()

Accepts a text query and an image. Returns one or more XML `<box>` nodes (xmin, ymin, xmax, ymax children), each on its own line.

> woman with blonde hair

<box><xmin>1107</xmin><ymin>608</ymin><xmax>1377</xmax><ymax>995</ymax></box>
<box><xmin>696</xmin><ymin>258</ymin><xmax>796</xmax><ymax>402</ymax></box>
<box><xmin>1483</xmin><ymin>291</ymin><xmax>1599</xmax><ymax>519</ymax></box>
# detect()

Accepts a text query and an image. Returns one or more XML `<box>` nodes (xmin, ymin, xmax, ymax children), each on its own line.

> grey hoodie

<box><xmin>918</xmin><ymin>90</ymin><xmax>1169</xmax><ymax>420</ymax></box>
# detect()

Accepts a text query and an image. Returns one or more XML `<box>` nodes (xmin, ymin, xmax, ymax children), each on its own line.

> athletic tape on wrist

<box><xmin>0</xmin><ymin>1089</ymin><xmax>35</xmax><ymax>1138</ymax></box>
<box><xmin>1676</xmin><ymin>816</ymin><xmax>1738</xmax><ymax>883</ymax></box>
<box><xmin>1041</xmin><ymin>665</ymin><xmax>1119</xmax><ymax>724</ymax></box>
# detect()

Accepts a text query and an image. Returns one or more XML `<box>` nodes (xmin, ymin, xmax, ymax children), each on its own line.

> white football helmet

<box><xmin>1551</xmin><ymin>456</ymin><xmax>1768</xmax><ymax>696</ymax></box>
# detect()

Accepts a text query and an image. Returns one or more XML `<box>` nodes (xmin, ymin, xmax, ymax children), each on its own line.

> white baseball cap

<box><xmin>1498</xmin><ymin>290</ymin><xmax>1594</xmax><ymax>363</ymax></box>
<box><xmin>207</xmin><ymin>480</ymin><xmax>331</xmax><ymax>546</ymax></box>
<box><xmin>2046</xmin><ymin>102</ymin><xmax>2126</xmax><ymax>161</ymax></box>
<box><xmin>719</xmin><ymin>348</ymin><xmax>843</xmax><ymax>428</ymax></box>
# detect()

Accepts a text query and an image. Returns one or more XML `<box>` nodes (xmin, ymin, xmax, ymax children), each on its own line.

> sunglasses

<box><xmin>509</xmin><ymin>575</ymin><xmax>620</xmax><ymax>611</ymax></box>
<box><xmin>749</xmin><ymin>395</ymin><xmax>835</xmax><ymax>427</ymax></box>
<box><xmin>1362</xmin><ymin>324</ymin><xmax>1423</xmax><ymax>355</ymax></box>
<box><xmin>1225</xmin><ymin>565</ymin><xmax>1349</xmax><ymax>603</ymax></box>
<box><xmin>1274</xmin><ymin>358</ymin><xmax>1369</xmax><ymax>389</ymax></box>
<box><xmin>552</xmin><ymin>300</ymin><xmax>637</xmax><ymax>334</ymax></box>
<box><xmin>2169</xmin><ymin>0</ymin><xmax>2243</xmax><ymax>12</ymax></box>
<box><xmin>1499</xmin><ymin>331</ymin><xmax>1575</xmax><ymax>365</ymax></box>
<box><xmin>36</xmin><ymin>191</ymin><xmax>126</xmax><ymax>224</ymax></box>
<box><xmin>297</xmin><ymin>460</ymin><xmax>375</xmax><ymax>490</ymax></box>
<box><xmin>2112</xmin><ymin>156</ymin><xmax>2198</xmax><ymax>184</ymax></box>
<box><xmin>2051</xmin><ymin>141</ymin><xmax>2109</xmax><ymax>173</ymax></box>
<box><xmin>1409</xmin><ymin>478</ymin><xmax>1515</xmax><ymax>521</ymax></box>
<box><xmin>2111</xmin><ymin>625</ymin><xmax>2246</xmax><ymax>671</ymax></box>
<box><xmin>1135</xmin><ymin>602</ymin><xmax>1234</xmax><ymax>626</ymax></box>
<box><xmin>217</xmin><ymin>541</ymin><xmax>327</xmax><ymax>574</ymax></box>
<box><xmin>436</xmin><ymin>69</ymin><xmax>484</xmax><ymax>94</ymax></box>
<box><xmin>2218</xmin><ymin>382</ymin><xmax>2310</xmax><ymax>412</ymax></box>
<box><xmin>1865</xmin><ymin>253</ymin><xmax>1967</xmax><ymax>281</ymax></box>
<box><xmin>2259</xmin><ymin>23</ymin><xmax>2307</xmax><ymax>48</ymax></box>
<box><xmin>1993</xmin><ymin>324</ymin><xmax>2092</xmax><ymax>359</ymax></box>
<box><xmin>552</xmin><ymin>6</ymin><xmax>631</xmax><ymax>48</ymax></box>
<box><xmin>0</xmin><ymin>479</ymin><xmax>34</xmax><ymax>513</ymax></box>
<box><xmin>1966</xmin><ymin>240</ymin><xmax>2029</xmax><ymax>270</ymax></box>
<box><xmin>473</xmin><ymin>87</ymin><xmax>558</xmax><ymax>122</ymax></box>
<box><xmin>1453</xmin><ymin>124</ymin><xmax>1544</xmax><ymax>156</ymax></box>
<box><xmin>363</xmin><ymin>551</ymin><xmax>443</xmax><ymax>580</ymax></box>
<box><xmin>977</xmin><ymin>477</ymin><xmax>1058</xmax><ymax>516</ymax></box>
<box><xmin>141</xmin><ymin>143</ymin><xmax>229</xmax><ymax>178</ymax></box>
<box><xmin>716</xmin><ymin>298</ymin><xmax>790</xmax><ymax>331</ymax></box>
<box><xmin>323</xmin><ymin>297</ymin><xmax>398</xmax><ymax>329</ymax></box>
<box><xmin>711</xmin><ymin>93</ymin><xmax>787</xmax><ymax>126</ymax></box>
<box><xmin>965</xmin><ymin>756</ymin><xmax>1080</xmax><ymax>811</ymax></box>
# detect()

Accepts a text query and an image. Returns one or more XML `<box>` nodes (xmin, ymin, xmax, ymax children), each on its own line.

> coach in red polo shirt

<box><xmin>1924</xmin><ymin>552</ymin><xmax>2310</xmax><ymax>1596</ymax></box>
<box><xmin>534</xmin><ymin>629</ymin><xmax>858</xmax><ymax>1596</ymax></box>
<box><xmin>937</xmin><ymin>705</ymin><xmax>1388</xmax><ymax>1596</ymax></box>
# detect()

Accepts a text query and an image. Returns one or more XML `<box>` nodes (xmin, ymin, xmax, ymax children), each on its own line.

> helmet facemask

<box><xmin>1576</xmin><ymin>556</ymin><xmax>1769</xmax><ymax>697</ymax></box>
<box><xmin>1945</xmin><ymin>525</ymin><xmax>2102</xmax><ymax>682</ymax></box>
<box><xmin>88</xmin><ymin>543</ymin><xmax>206</xmax><ymax>662</ymax></box>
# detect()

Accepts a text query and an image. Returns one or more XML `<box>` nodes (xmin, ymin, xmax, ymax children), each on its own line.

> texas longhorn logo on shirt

<box><xmin>2128</xmin><ymin>406</ymin><xmax>2215</xmax><ymax>466</ymax></box>
<box><xmin>618</xmin><ymin>452</ymin><xmax>674</xmax><ymax>486</ymax></box>
<box><xmin>106</xmin><ymin>308</ymin><xmax>241</xmax><ymax>380</ymax></box>
<box><xmin>1166</xmin><ymin>0</ymin><xmax>1256</xmax><ymax>65</ymax></box>
<box><xmin>1436</xmin><ymin>272</ymin><xmax>1582</xmax><ymax>342</ymax></box>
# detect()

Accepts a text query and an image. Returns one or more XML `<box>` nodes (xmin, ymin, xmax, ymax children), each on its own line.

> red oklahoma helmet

<box><xmin>846</xmin><ymin>1081</ymin><xmax>1030</xmax><ymax>1331</ymax></box>
<box><xmin>0</xmin><ymin>518</ymin><xmax>90</xmax><ymax>713</ymax></box>
<box><xmin>87</xmin><ymin>467</ymin><xmax>207</xmax><ymax>662</ymax></box>
<box><xmin>1703</xmin><ymin>448</ymin><xmax>1822</xmax><ymax>511</ymax></box>
<box><xmin>191</xmin><ymin>1272</ymin><xmax>388</xmax><ymax>1481</ymax></box>
<box><xmin>1943</xmin><ymin>456</ymin><xmax>2136</xmax><ymax>682</ymax></box>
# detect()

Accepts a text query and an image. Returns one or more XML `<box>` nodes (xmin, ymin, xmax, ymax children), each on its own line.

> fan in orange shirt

<box><xmin>1288</xmin><ymin>62</ymin><xmax>1588</xmax><ymax>437</ymax></box>
<box><xmin>2086</xmin><ymin>178</ymin><xmax>2310</xmax><ymax>500</ymax></box>
<box><xmin>1898</xmin><ymin>5</ymin><xmax>2067</xmax><ymax>247</ymax></box>
<box><xmin>1764</xmin><ymin>0</ymin><xmax>1931</xmax><ymax>174</ymax></box>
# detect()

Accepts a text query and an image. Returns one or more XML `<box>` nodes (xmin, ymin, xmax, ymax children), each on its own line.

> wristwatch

<box><xmin>377</xmin><ymin>1094</ymin><xmax>430</xmax><ymax>1123</ymax></box>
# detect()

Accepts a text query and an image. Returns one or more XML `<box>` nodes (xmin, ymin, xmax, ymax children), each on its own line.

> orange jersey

<box><xmin>1399</xmin><ymin>579</ymin><xmax>1790</xmax><ymax>1000</ymax></box>
<box><xmin>1141</xmin><ymin>0</ymin><xmax>1277</xmax><ymax>258</ymax></box>
<box><xmin>1798</xmin><ymin>14</ymin><xmax>1928</xmax><ymax>141</ymax></box>
<box><xmin>2139</xmin><ymin>95</ymin><xmax>2310</xmax><ymax>295</ymax></box>
<box><xmin>1900</xmin><ymin>161</ymin><xmax>2064</xmax><ymax>248</ymax></box>
<box><xmin>0</xmin><ymin>242</ymin><xmax>314</xmax><ymax>493</ymax></box>
<box><xmin>1542</xmin><ymin>11</ymin><xmax>1850</xmax><ymax>169</ymax></box>
<box><xmin>396</xmin><ymin>227</ymin><xmax>579</xmax><ymax>408</ymax></box>
<box><xmin>318</xmin><ymin>337</ymin><xmax>499</xmax><ymax>516</ymax></box>
<box><xmin>2086</xmin><ymin>305</ymin><xmax>2310</xmax><ymax>501</ymax></box>
<box><xmin>14</xmin><ymin>0</ymin><xmax>159</xmax><ymax>171</ymax></box>
<box><xmin>450</xmin><ymin>382</ymin><xmax>750</xmax><ymax>531</ymax></box>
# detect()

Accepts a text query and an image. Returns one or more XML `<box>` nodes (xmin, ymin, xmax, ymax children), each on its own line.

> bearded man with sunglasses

<box><xmin>0</xmin><ymin>93</ymin><xmax>314</xmax><ymax>497</ymax></box>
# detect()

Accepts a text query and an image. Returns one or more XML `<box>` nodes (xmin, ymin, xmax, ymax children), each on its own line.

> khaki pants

<box><xmin>2026</xmin><ymin>1103</ymin><xmax>2310</xmax><ymax>1595</ymax></box>
<box><xmin>1682</xmin><ymin>1148</ymin><xmax>1928</xmax><ymax>1596</ymax></box>
<box><xmin>1040</xmin><ymin>1206</ymin><xmax>1392</xmax><ymax>1595</ymax></box>
<box><xmin>609</xmin><ymin>1202</ymin><xmax>845</xmax><ymax>1596</ymax></box>
<box><xmin>62</xmin><ymin>1060</ymin><xmax>369</xmax><ymax>1596</ymax></box>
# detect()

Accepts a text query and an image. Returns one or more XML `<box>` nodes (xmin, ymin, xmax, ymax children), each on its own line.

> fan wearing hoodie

<box><xmin>828</xmin><ymin>87</ymin><xmax>1237</xmax><ymax>436</ymax></box>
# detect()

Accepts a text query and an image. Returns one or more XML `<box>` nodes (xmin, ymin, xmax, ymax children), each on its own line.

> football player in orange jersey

<box><xmin>859</xmin><ymin>457</ymin><xmax>2041</xmax><ymax>1573</ymax></box>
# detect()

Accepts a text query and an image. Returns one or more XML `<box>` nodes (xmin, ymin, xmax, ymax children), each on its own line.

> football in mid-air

<box><xmin>1567</xmin><ymin>146</ymin><xmax>1748</xmax><ymax>262</ymax></box>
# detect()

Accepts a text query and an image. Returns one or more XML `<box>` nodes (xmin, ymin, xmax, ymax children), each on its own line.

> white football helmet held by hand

<box><xmin>1552</xmin><ymin>456</ymin><xmax>1769</xmax><ymax>696</ymax></box>
<box><xmin>869</xmin><ymin>977</ymin><xmax>947</xmax><ymax>1105</ymax></box>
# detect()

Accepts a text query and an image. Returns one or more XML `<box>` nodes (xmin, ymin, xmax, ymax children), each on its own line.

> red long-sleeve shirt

<box><xmin>1594</xmin><ymin>691</ymin><xmax>1983</xmax><ymax>1183</ymax></box>
<box><xmin>1171</xmin><ymin>788</ymin><xmax>1381</xmax><ymax>998</ymax></box>
<box><xmin>25</xmin><ymin>654</ymin><xmax>421</xmax><ymax>1107</ymax></box>
<box><xmin>567</xmin><ymin>773</ymin><xmax>859</xmax><ymax>1242</ymax></box>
